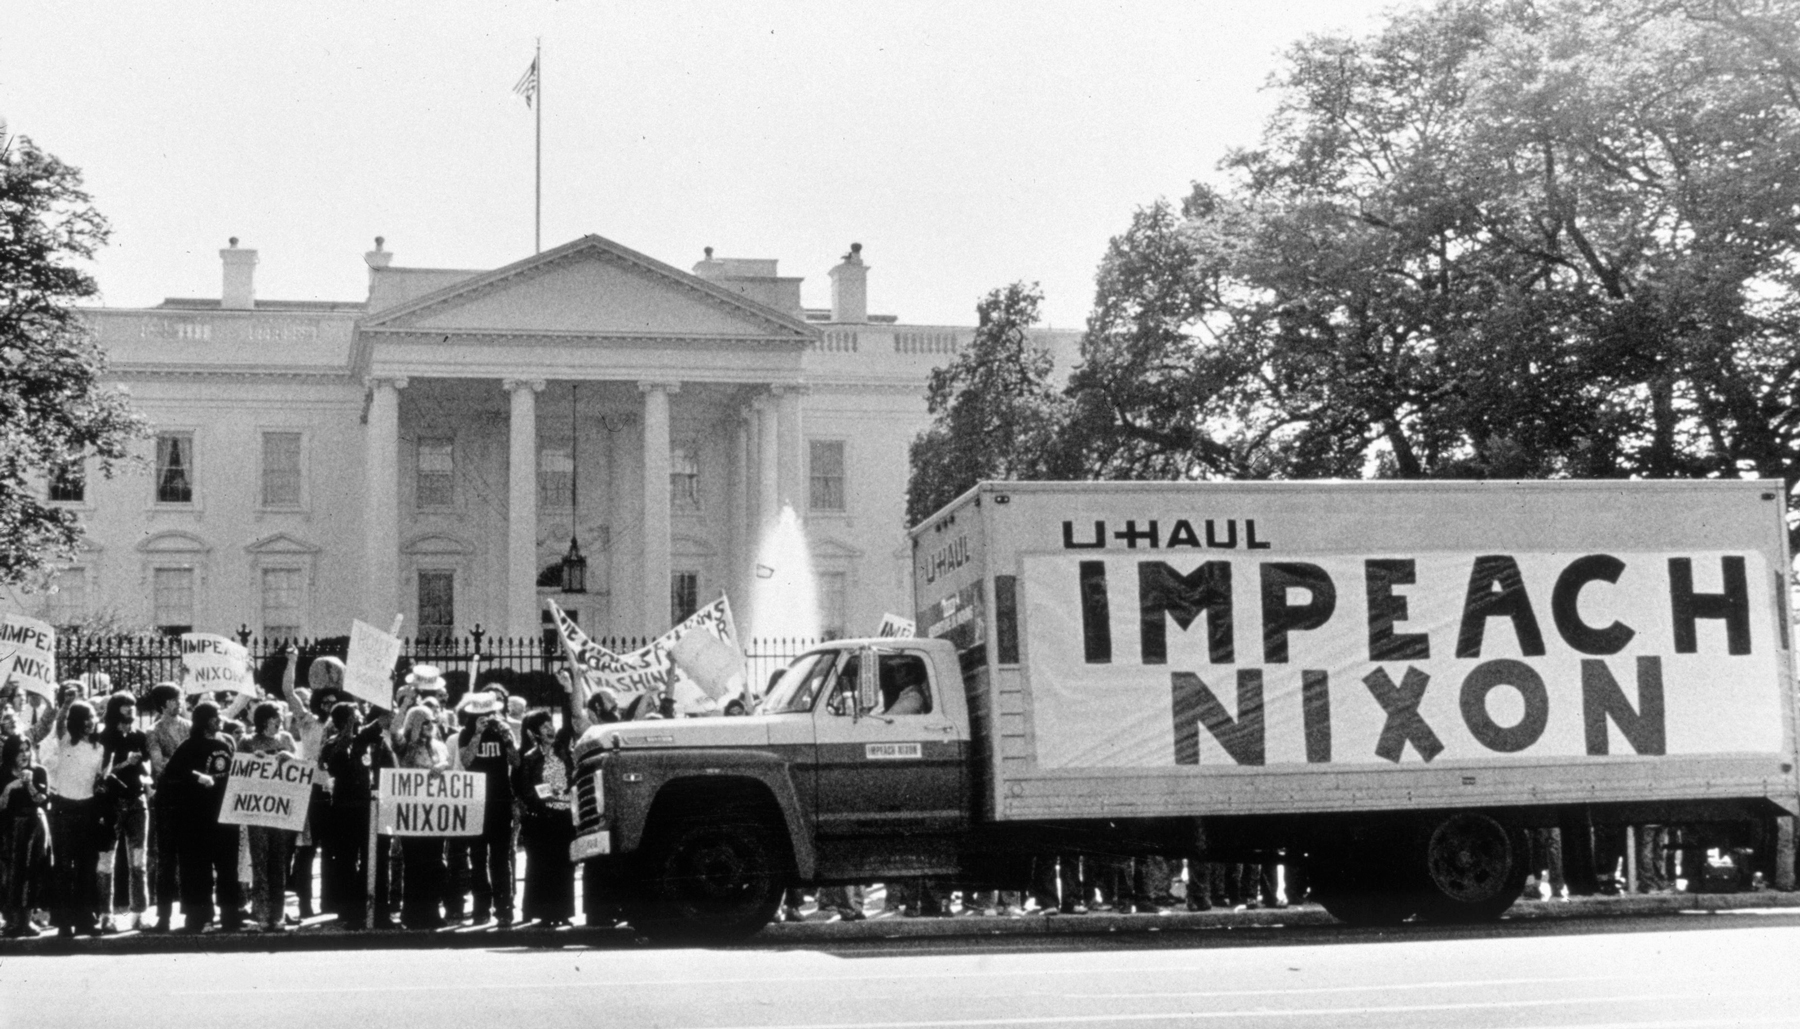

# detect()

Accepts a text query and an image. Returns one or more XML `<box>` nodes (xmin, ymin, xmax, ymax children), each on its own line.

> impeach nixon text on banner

<box><xmin>179</xmin><ymin>633</ymin><xmax>255</xmax><ymax>695</ymax></box>
<box><xmin>345</xmin><ymin>620</ymin><xmax>404</xmax><ymax>708</ymax></box>
<box><xmin>218</xmin><ymin>755</ymin><xmax>315</xmax><ymax>831</ymax></box>
<box><xmin>377</xmin><ymin>769</ymin><xmax>485</xmax><ymax>836</ymax></box>
<box><xmin>1022</xmin><ymin>549</ymin><xmax>1785</xmax><ymax>771</ymax></box>
<box><xmin>0</xmin><ymin>614</ymin><xmax>56</xmax><ymax>701</ymax></box>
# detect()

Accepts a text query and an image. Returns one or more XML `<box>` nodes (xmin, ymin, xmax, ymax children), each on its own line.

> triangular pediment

<box><xmin>361</xmin><ymin>235</ymin><xmax>815</xmax><ymax>342</ymax></box>
<box><xmin>245</xmin><ymin>533</ymin><xmax>320</xmax><ymax>556</ymax></box>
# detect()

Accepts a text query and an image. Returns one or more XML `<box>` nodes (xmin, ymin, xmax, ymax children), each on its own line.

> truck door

<box><xmin>811</xmin><ymin>648</ymin><xmax>967</xmax><ymax>838</ymax></box>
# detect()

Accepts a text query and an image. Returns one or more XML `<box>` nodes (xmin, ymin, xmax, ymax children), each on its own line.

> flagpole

<box><xmin>534</xmin><ymin>37</ymin><xmax>542</xmax><ymax>254</ymax></box>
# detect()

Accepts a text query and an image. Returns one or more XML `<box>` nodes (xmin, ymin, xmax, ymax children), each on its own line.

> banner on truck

<box><xmin>0</xmin><ymin>614</ymin><xmax>56</xmax><ymax>701</ymax></box>
<box><xmin>377</xmin><ymin>768</ymin><xmax>484</xmax><ymax>836</ymax></box>
<box><xmin>344</xmin><ymin>619</ymin><xmax>404</xmax><ymax>707</ymax></box>
<box><xmin>219</xmin><ymin>755</ymin><xmax>315</xmax><ymax>831</ymax></box>
<box><xmin>1021</xmin><ymin>549</ymin><xmax>1786</xmax><ymax>771</ymax></box>
<box><xmin>179</xmin><ymin>633</ymin><xmax>255</xmax><ymax>695</ymax></box>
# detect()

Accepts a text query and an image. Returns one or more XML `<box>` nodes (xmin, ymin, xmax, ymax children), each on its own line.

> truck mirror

<box><xmin>858</xmin><ymin>649</ymin><xmax>881</xmax><ymax>715</ymax></box>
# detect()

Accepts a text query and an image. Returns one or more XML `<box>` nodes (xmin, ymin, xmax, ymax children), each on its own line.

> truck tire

<box><xmin>628</xmin><ymin>813</ymin><xmax>786</xmax><ymax>943</ymax></box>
<box><xmin>1414</xmin><ymin>812</ymin><xmax>1528</xmax><ymax>924</ymax></box>
<box><xmin>1309</xmin><ymin>850</ymin><xmax>1423</xmax><ymax>927</ymax></box>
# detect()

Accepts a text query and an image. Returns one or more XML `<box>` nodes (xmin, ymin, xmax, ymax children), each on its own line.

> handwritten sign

<box><xmin>218</xmin><ymin>755</ymin><xmax>315</xmax><ymax>831</ymax></box>
<box><xmin>345</xmin><ymin>620</ymin><xmax>403</xmax><ymax>708</ymax></box>
<box><xmin>875</xmin><ymin>613</ymin><xmax>917</xmax><ymax>639</ymax></box>
<box><xmin>179</xmin><ymin>633</ymin><xmax>254</xmax><ymax>695</ymax></box>
<box><xmin>377</xmin><ymin>769</ymin><xmax>484</xmax><ymax>837</ymax></box>
<box><xmin>0</xmin><ymin>614</ymin><xmax>56</xmax><ymax>701</ymax></box>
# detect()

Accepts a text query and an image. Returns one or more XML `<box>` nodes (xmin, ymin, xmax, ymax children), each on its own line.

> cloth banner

<box><xmin>179</xmin><ymin>633</ymin><xmax>255</xmax><ymax>695</ymax></box>
<box><xmin>344</xmin><ymin>619</ymin><xmax>403</xmax><ymax>708</ymax></box>
<box><xmin>377</xmin><ymin>768</ymin><xmax>484</xmax><ymax>836</ymax></box>
<box><xmin>548</xmin><ymin>596</ymin><xmax>747</xmax><ymax>713</ymax></box>
<box><xmin>0</xmin><ymin>614</ymin><xmax>56</xmax><ymax>701</ymax></box>
<box><xmin>875</xmin><ymin>613</ymin><xmax>917</xmax><ymax>638</ymax></box>
<box><xmin>218</xmin><ymin>754</ymin><xmax>315</xmax><ymax>831</ymax></box>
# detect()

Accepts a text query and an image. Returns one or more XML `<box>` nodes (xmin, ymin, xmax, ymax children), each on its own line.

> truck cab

<box><xmin>568</xmin><ymin>636</ymin><xmax>969</xmax><ymax>940</ymax></box>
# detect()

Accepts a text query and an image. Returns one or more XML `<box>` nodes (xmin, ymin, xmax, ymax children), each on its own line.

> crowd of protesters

<box><xmin>0</xmin><ymin>648</ymin><xmax>1785</xmax><ymax>939</ymax></box>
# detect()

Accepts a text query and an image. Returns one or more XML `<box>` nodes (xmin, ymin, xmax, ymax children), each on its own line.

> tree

<box><xmin>0</xmin><ymin>127</ymin><xmax>145</xmax><ymax>588</ymax></box>
<box><xmin>905</xmin><ymin>283</ymin><xmax>1071</xmax><ymax>524</ymax></box>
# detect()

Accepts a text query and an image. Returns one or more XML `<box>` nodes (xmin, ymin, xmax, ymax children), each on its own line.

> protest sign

<box><xmin>218</xmin><ymin>754</ymin><xmax>315</xmax><ymax>831</ymax></box>
<box><xmin>875</xmin><ymin>613</ymin><xmax>917</xmax><ymax>638</ymax></box>
<box><xmin>179</xmin><ymin>633</ymin><xmax>254</xmax><ymax>695</ymax></box>
<box><xmin>0</xmin><ymin>614</ymin><xmax>56</xmax><ymax>701</ymax></box>
<box><xmin>549</xmin><ymin>595</ymin><xmax>746</xmax><ymax>711</ymax></box>
<box><xmin>345</xmin><ymin>619</ymin><xmax>403</xmax><ymax>707</ymax></box>
<box><xmin>378</xmin><ymin>768</ymin><xmax>484</xmax><ymax>836</ymax></box>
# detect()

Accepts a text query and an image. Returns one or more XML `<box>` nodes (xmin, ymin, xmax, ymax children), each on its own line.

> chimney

<box><xmin>829</xmin><ymin>242</ymin><xmax>867</xmax><ymax>323</ymax></box>
<box><xmin>691</xmin><ymin>245</ymin><xmax>726</xmax><ymax>281</ymax></box>
<box><xmin>364</xmin><ymin>235</ymin><xmax>392</xmax><ymax>289</ymax></box>
<box><xmin>220</xmin><ymin>237</ymin><xmax>257</xmax><ymax>310</ymax></box>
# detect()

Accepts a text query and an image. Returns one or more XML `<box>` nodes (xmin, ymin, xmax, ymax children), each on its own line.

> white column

<box><xmin>363</xmin><ymin>376</ymin><xmax>407</xmax><ymax>625</ymax></box>
<box><xmin>756</xmin><ymin>393</ymin><xmax>780</xmax><ymax>530</ymax></box>
<box><xmin>504</xmin><ymin>378</ymin><xmax>546</xmax><ymax>640</ymax></box>
<box><xmin>728</xmin><ymin>411</ymin><xmax>749</xmax><ymax>613</ymax></box>
<box><xmin>776</xmin><ymin>384</ymin><xmax>805</xmax><ymax>515</ymax></box>
<box><xmin>640</xmin><ymin>381</ymin><xmax>678</xmax><ymax>635</ymax></box>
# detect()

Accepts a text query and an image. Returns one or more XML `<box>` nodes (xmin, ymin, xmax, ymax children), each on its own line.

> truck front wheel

<box><xmin>628</xmin><ymin>813</ymin><xmax>786</xmax><ymax>943</ymax></box>
<box><xmin>1414</xmin><ymin>812</ymin><xmax>1528</xmax><ymax>923</ymax></box>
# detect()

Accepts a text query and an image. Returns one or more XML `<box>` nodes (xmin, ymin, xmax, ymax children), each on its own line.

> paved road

<box><xmin>6</xmin><ymin>909</ymin><xmax>1799</xmax><ymax>1029</ymax></box>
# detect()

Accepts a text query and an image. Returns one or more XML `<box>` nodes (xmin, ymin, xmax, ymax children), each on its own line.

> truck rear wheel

<box><xmin>628</xmin><ymin>813</ymin><xmax>786</xmax><ymax>943</ymax></box>
<box><xmin>1414</xmin><ymin>813</ymin><xmax>1528</xmax><ymax>923</ymax></box>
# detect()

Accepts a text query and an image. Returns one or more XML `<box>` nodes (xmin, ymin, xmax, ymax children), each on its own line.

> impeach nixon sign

<box><xmin>218</xmin><ymin>756</ymin><xmax>315</xmax><ymax>831</ymax></box>
<box><xmin>1023</xmin><ymin>550</ymin><xmax>1786</xmax><ymax>770</ymax></box>
<box><xmin>378</xmin><ymin>769</ymin><xmax>485</xmax><ymax>836</ymax></box>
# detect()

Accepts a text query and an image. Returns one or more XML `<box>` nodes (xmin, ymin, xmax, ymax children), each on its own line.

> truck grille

<box><xmin>573</xmin><ymin>768</ymin><xmax>603</xmax><ymax>835</ymax></box>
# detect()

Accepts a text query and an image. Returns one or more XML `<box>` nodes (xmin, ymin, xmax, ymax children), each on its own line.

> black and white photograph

<box><xmin>2</xmin><ymin>2</ymin><xmax>1798</xmax><ymax>1027</ymax></box>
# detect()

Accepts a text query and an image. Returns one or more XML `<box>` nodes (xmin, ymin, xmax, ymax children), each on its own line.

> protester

<box><xmin>325</xmin><ymin>703</ymin><xmax>397</xmax><ymax>929</ymax></box>
<box><xmin>394</xmin><ymin>705</ymin><xmax>449</xmax><ymax>930</ymax></box>
<box><xmin>37</xmin><ymin>689</ymin><xmax>105</xmax><ymax>936</ymax></box>
<box><xmin>0</xmin><ymin>734</ymin><xmax>51</xmax><ymax>937</ymax></box>
<box><xmin>162</xmin><ymin>701</ymin><xmax>243</xmax><ymax>932</ymax></box>
<box><xmin>239</xmin><ymin>701</ymin><xmax>299</xmax><ymax>932</ymax></box>
<box><xmin>516</xmin><ymin>709</ymin><xmax>578</xmax><ymax>927</ymax></box>
<box><xmin>280</xmin><ymin>648</ymin><xmax>334</xmax><ymax>921</ymax></box>
<box><xmin>96</xmin><ymin>691</ymin><xmax>152</xmax><ymax>932</ymax></box>
<box><xmin>143</xmin><ymin>682</ymin><xmax>190</xmax><ymax>933</ymax></box>
<box><xmin>455</xmin><ymin>691</ymin><xmax>518</xmax><ymax>926</ymax></box>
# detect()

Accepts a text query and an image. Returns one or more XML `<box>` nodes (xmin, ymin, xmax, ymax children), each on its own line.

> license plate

<box><xmin>569</xmin><ymin>832</ymin><xmax>611</xmax><ymax>862</ymax></box>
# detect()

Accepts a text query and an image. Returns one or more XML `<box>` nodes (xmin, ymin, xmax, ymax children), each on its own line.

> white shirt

<box><xmin>42</xmin><ymin>736</ymin><xmax>104</xmax><ymax>800</ymax></box>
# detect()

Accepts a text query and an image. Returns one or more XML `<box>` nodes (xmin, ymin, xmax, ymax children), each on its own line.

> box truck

<box><xmin>569</xmin><ymin>480</ymin><xmax>1799</xmax><ymax>939</ymax></box>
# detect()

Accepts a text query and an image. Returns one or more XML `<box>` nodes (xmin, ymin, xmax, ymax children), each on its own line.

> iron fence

<box><xmin>52</xmin><ymin>629</ymin><xmax>823</xmax><ymax>711</ymax></box>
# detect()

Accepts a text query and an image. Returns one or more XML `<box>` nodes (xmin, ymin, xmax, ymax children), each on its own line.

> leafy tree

<box><xmin>0</xmin><ymin>127</ymin><xmax>145</xmax><ymax>588</ymax></box>
<box><xmin>906</xmin><ymin>283</ymin><xmax>1071</xmax><ymax>524</ymax></box>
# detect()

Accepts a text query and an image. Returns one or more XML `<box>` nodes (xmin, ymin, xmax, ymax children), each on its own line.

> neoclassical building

<box><xmin>6</xmin><ymin>234</ymin><xmax>1079</xmax><ymax>644</ymax></box>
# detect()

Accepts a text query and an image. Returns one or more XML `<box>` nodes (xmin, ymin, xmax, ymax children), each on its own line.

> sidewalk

<box><xmin>3</xmin><ymin>890</ymin><xmax>1796</xmax><ymax>954</ymax></box>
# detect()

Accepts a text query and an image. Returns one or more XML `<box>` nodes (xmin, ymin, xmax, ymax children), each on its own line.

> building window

<box><xmin>671</xmin><ymin>446</ymin><xmax>700</xmax><ymax>511</ymax></box>
<box><xmin>670</xmin><ymin>570</ymin><xmax>699</xmax><ymax>624</ymax></box>
<box><xmin>539</xmin><ymin>439</ymin><xmax>573</xmax><ymax>509</ymax></box>
<box><xmin>261</xmin><ymin>567</ymin><xmax>304</xmax><ymax>640</ymax></box>
<box><xmin>155</xmin><ymin>433</ymin><xmax>195</xmax><ymax>504</ymax></box>
<box><xmin>417</xmin><ymin>438</ymin><xmax>455</xmax><ymax>509</ymax></box>
<box><xmin>809</xmin><ymin>440</ymin><xmax>845</xmax><ymax>512</ymax></box>
<box><xmin>45</xmin><ymin>568</ymin><xmax>87</xmax><ymax>628</ymax></box>
<box><xmin>418</xmin><ymin>569</ymin><xmax>455</xmax><ymax>638</ymax></box>
<box><xmin>48</xmin><ymin>461</ymin><xmax>85</xmax><ymax>504</ymax></box>
<box><xmin>152</xmin><ymin>567</ymin><xmax>195</xmax><ymax>635</ymax></box>
<box><xmin>261</xmin><ymin>432</ymin><xmax>303</xmax><ymax>508</ymax></box>
<box><xmin>819</xmin><ymin>571</ymin><xmax>848</xmax><ymax>639</ymax></box>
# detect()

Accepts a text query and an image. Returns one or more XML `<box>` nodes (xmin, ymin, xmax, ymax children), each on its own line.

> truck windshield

<box><xmin>758</xmin><ymin>651</ymin><xmax>838</xmax><ymax>714</ymax></box>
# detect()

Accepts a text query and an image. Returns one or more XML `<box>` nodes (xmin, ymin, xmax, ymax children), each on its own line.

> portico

<box><xmin>355</xmin><ymin>236</ymin><xmax>814</xmax><ymax>639</ymax></box>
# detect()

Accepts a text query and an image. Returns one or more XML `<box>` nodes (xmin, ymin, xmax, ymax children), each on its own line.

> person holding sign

<box><xmin>35</xmin><ymin>692</ymin><xmax>105</xmax><ymax>937</ymax></box>
<box><xmin>238</xmin><ymin>702</ymin><xmax>299</xmax><ymax>932</ymax></box>
<box><xmin>454</xmin><ymin>692</ymin><xmax>518</xmax><ymax>927</ymax></box>
<box><xmin>395</xmin><ymin>706</ymin><xmax>450</xmax><ymax>930</ymax></box>
<box><xmin>160</xmin><ymin>701</ymin><xmax>244</xmax><ymax>933</ymax></box>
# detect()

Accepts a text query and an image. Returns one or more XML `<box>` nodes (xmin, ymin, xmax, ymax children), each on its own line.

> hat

<box><xmin>405</xmin><ymin>664</ymin><xmax>447</xmax><ymax>694</ymax></box>
<box><xmin>457</xmin><ymin>692</ymin><xmax>502</xmax><ymax>716</ymax></box>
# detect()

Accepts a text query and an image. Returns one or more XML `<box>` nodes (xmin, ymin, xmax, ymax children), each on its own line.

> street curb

<box><xmin>2</xmin><ymin>891</ymin><xmax>1795</xmax><ymax>955</ymax></box>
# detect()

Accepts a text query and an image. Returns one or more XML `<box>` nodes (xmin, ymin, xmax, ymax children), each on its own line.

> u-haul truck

<box><xmin>569</xmin><ymin>480</ymin><xmax>1799</xmax><ymax>938</ymax></box>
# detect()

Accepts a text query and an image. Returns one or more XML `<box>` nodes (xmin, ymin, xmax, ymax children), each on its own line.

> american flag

<box><xmin>513</xmin><ymin>56</ymin><xmax>539</xmax><ymax>108</ymax></box>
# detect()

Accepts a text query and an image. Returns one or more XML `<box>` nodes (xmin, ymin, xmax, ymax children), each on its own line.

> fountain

<box><xmin>750</xmin><ymin>503</ymin><xmax>820</xmax><ymax>643</ymax></box>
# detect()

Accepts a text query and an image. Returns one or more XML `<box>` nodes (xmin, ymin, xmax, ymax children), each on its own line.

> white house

<box><xmin>8</xmin><ymin>234</ymin><xmax>1079</xmax><ymax>645</ymax></box>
